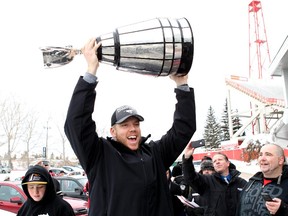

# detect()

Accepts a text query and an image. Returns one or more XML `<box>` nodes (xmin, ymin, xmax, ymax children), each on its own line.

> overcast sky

<box><xmin>0</xmin><ymin>0</ymin><xmax>288</xmax><ymax>157</ymax></box>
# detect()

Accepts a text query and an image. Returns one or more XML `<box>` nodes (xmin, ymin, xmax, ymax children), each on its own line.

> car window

<box><xmin>0</xmin><ymin>186</ymin><xmax>11</xmax><ymax>201</ymax></box>
<box><xmin>69</xmin><ymin>181</ymin><xmax>78</xmax><ymax>191</ymax></box>
<box><xmin>0</xmin><ymin>185</ymin><xmax>22</xmax><ymax>202</ymax></box>
<box><xmin>63</xmin><ymin>167</ymin><xmax>73</xmax><ymax>172</ymax></box>
<box><xmin>52</xmin><ymin>169</ymin><xmax>60</xmax><ymax>175</ymax></box>
<box><xmin>61</xmin><ymin>180</ymin><xmax>78</xmax><ymax>192</ymax></box>
<box><xmin>77</xmin><ymin>178</ymin><xmax>88</xmax><ymax>187</ymax></box>
<box><xmin>10</xmin><ymin>187</ymin><xmax>21</xmax><ymax>197</ymax></box>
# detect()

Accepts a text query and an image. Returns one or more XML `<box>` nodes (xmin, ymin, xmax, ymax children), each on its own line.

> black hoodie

<box><xmin>17</xmin><ymin>165</ymin><xmax>75</xmax><ymax>216</ymax></box>
<box><xmin>64</xmin><ymin>77</ymin><xmax>196</xmax><ymax>216</ymax></box>
<box><xmin>236</xmin><ymin>165</ymin><xmax>288</xmax><ymax>216</ymax></box>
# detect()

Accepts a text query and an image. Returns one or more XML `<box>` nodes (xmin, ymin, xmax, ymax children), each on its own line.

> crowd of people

<box><xmin>11</xmin><ymin>38</ymin><xmax>288</xmax><ymax>216</ymax></box>
<box><xmin>17</xmin><ymin>141</ymin><xmax>288</xmax><ymax>216</ymax></box>
<box><xmin>167</xmin><ymin>142</ymin><xmax>288</xmax><ymax>216</ymax></box>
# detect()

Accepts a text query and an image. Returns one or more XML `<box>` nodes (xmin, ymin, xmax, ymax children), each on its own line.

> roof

<box><xmin>225</xmin><ymin>78</ymin><xmax>285</xmax><ymax>107</ymax></box>
<box><xmin>269</xmin><ymin>35</ymin><xmax>288</xmax><ymax>76</ymax></box>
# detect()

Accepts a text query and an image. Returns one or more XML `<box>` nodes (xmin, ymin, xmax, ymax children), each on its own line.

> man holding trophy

<box><xmin>63</xmin><ymin>35</ymin><xmax>196</xmax><ymax>216</ymax></box>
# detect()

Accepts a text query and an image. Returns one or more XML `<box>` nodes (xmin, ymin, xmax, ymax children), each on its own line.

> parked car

<box><xmin>50</xmin><ymin>167</ymin><xmax>71</xmax><ymax>176</ymax></box>
<box><xmin>0</xmin><ymin>181</ymin><xmax>88</xmax><ymax>215</ymax></box>
<box><xmin>0</xmin><ymin>165</ymin><xmax>11</xmax><ymax>174</ymax></box>
<box><xmin>55</xmin><ymin>176</ymin><xmax>89</xmax><ymax>201</ymax></box>
<box><xmin>62</xmin><ymin>166</ymin><xmax>85</xmax><ymax>176</ymax></box>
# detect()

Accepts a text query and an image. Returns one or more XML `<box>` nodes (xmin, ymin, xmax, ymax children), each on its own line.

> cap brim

<box><xmin>22</xmin><ymin>181</ymin><xmax>48</xmax><ymax>185</ymax></box>
<box><xmin>115</xmin><ymin>114</ymin><xmax>144</xmax><ymax>124</ymax></box>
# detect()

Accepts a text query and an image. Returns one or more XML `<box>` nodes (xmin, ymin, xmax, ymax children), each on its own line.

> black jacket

<box><xmin>182</xmin><ymin>156</ymin><xmax>247</xmax><ymax>216</ymax></box>
<box><xmin>236</xmin><ymin>165</ymin><xmax>288</xmax><ymax>216</ymax></box>
<box><xmin>169</xmin><ymin>175</ymin><xmax>189</xmax><ymax>216</ymax></box>
<box><xmin>64</xmin><ymin>77</ymin><xmax>196</xmax><ymax>216</ymax></box>
<box><xmin>17</xmin><ymin>165</ymin><xmax>75</xmax><ymax>216</ymax></box>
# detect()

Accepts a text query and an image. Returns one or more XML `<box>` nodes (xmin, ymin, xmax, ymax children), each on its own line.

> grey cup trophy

<box><xmin>40</xmin><ymin>17</ymin><xmax>194</xmax><ymax>76</ymax></box>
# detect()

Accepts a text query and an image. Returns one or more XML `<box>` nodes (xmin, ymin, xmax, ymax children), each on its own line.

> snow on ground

<box><xmin>231</xmin><ymin>159</ymin><xmax>260</xmax><ymax>180</ymax></box>
<box><xmin>0</xmin><ymin>170</ymin><xmax>26</xmax><ymax>181</ymax></box>
<box><xmin>231</xmin><ymin>159</ymin><xmax>260</xmax><ymax>174</ymax></box>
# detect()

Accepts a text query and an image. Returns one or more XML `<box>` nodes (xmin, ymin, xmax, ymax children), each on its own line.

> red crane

<box><xmin>248</xmin><ymin>0</ymin><xmax>271</xmax><ymax>80</ymax></box>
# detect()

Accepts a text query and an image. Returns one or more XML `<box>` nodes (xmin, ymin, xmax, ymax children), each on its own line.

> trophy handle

<box><xmin>39</xmin><ymin>46</ymin><xmax>82</xmax><ymax>68</ymax></box>
<box><xmin>40</xmin><ymin>45</ymin><xmax>102</xmax><ymax>68</ymax></box>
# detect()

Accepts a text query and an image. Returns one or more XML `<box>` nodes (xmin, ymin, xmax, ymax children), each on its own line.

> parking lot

<box><xmin>0</xmin><ymin>170</ymin><xmax>26</xmax><ymax>181</ymax></box>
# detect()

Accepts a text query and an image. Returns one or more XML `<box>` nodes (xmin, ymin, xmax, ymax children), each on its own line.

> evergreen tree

<box><xmin>203</xmin><ymin>106</ymin><xmax>222</xmax><ymax>149</ymax></box>
<box><xmin>232</xmin><ymin>109</ymin><xmax>245</xmax><ymax>136</ymax></box>
<box><xmin>220</xmin><ymin>98</ymin><xmax>230</xmax><ymax>141</ymax></box>
<box><xmin>220</xmin><ymin>100</ymin><xmax>246</xmax><ymax>140</ymax></box>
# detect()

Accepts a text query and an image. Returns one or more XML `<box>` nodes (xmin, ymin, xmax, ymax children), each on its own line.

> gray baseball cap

<box><xmin>111</xmin><ymin>105</ymin><xmax>144</xmax><ymax>126</ymax></box>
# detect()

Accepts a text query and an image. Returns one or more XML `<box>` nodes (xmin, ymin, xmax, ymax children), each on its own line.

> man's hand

<box><xmin>266</xmin><ymin>198</ymin><xmax>281</xmax><ymax>215</ymax></box>
<box><xmin>184</xmin><ymin>141</ymin><xmax>195</xmax><ymax>159</ymax></box>
<box><xmin>82</xmin><ymin>38</ymin><xmax>101</xmax><ymax>75</ymax></box>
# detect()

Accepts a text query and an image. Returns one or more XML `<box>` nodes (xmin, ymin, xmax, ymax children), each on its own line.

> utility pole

<box><xmin>44</xmin><ymin>121</ymin><xmax>51</xmax><ymax>159</ymax></box>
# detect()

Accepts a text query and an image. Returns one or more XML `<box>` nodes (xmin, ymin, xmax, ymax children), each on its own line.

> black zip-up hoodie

<box><xmin>182</xmin><ymin>155</ymin><xmax>247</xmax><ymax>216</ymax></box>
<box><xmin>236</xmin><ymin>165</ymin><xmax>288</xmax><ymax>216</ymax></box>
<box><xmin>17</xmin><ymin>165</ymin><xmax>75</xmax><ymax>216</ymax></box>
<box><xmin>64</xmin><ymin>77</ymin><xmax>196</xmax><ymax>216</ymax></box>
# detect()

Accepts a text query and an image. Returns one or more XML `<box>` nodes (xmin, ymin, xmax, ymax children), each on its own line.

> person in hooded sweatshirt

<box><xmin>17</xmin><ymin>165</ymin><xmax>75</xmax><ymax>216</ymax></box>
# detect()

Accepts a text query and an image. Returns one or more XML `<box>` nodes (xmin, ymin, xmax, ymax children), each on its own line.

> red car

<box><xmin>0</xmin><ymin>181</ymin><xmax>88</xmax><ymax>215</ymax></box>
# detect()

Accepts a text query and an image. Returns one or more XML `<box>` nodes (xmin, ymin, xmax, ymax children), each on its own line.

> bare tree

<box><xmin>56</xmin><ymin>122</ymin><xmax>68</xmax><ymax>164</ymax></box>
<box><xmin>0</xmin><ymin>97</ymin><xmax>27</xmax><ymax>168</ymax></box>
<box><xmin>22</xmin><ymin>112</ymin><xmax>41</xmax><ymax>169</ymax></box>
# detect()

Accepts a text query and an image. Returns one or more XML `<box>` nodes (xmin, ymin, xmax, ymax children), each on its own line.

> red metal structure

<box><xmin>248</xmin><ymin>1</ymin><xmax>273</xmax><ymax>134</ymax></box>
<box><xmin>248</xmin><ymin>0</ymin><xmax>271</xmax><ymax>80</ymax></box>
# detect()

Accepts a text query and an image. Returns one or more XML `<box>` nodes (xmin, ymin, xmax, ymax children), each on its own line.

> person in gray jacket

<box><xmin>64</xmin><ymin>38</ymin><xmax>196</xmax><ymax>216</ymax></box>
<box><xmin>236</xmin><ymin>143</ymin><xmax>288</xmax><ymax>216</ymax></box>
<box><xmin>182</xmin><ymin>143</ymin><xmax>247</xmax><ymax>216</ymax></box>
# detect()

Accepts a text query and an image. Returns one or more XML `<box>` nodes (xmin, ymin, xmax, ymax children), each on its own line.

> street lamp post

<box><xmin>44</xmin><ymin>121</ymin><xmax>51</xmax><ymax>159</ymax></box>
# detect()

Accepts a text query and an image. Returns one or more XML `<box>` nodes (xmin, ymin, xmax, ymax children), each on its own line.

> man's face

<box><xmin>258</xmin><ymin>144</ymin><xmax>284</xmax><ymax>177</ymax></box>
<box><xmin>212</xmin><ymin>154</ymin><xmax>230</xmax><ymax>175</ymax></box>
<box><xmin>202</xmin><ymin>169</ymin><xmax>214</xmax><ymax>175</ymax></box>
<box><xmin>27</xmin><ymin>184</ymin><xmax>46</xmax><ymax>202</ymax></box>
<box><xmin>110</xmin><ymin>117</ymin><xmax>141</xmax><ymax>151</ymax></box>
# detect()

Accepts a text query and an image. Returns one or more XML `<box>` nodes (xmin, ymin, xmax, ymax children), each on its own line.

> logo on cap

<box><xmin>111</xmin><ymin>105</ymin><xmax>144</xmax><ymax>126</ymax></box>
<box><xmin>22</xmin><ymin>173</ymin><xmax>47</xmax><ymax>185</ymax></box>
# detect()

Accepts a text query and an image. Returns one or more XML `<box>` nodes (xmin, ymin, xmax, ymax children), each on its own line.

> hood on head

<box><xmin>21</xmin><ymin>165</ymin><xmax>56</xmax><ymax>202</ymax></box>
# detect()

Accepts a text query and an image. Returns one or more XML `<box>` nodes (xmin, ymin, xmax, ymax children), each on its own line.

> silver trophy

<box><xmin>40</xmin><ymin>17</ymin><xmax>194</xmax><ymax>76</ymax></box>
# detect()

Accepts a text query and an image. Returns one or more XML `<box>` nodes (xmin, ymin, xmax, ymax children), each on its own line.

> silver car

<box><xmin>0</xmin><ymin>165</ymin><xmax>11</xmax><ymax>173</ymax></box>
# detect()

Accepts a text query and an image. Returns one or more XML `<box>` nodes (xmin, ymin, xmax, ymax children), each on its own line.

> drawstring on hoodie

<box><xmin>245</xmin><ymin>180</ymin><xmax>255</xmax><ymax>191</ymax></box>
<box><xmin>277</xmin><ymin>173</ymin><xmax>282</xmax><ymax>184</ymax></box>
